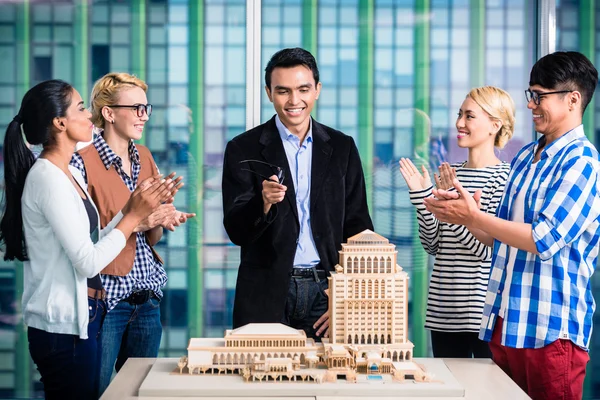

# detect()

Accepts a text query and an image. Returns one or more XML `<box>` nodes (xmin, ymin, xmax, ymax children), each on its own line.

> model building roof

<box><xmin>347</xmin><ymin>229</ymin><xmax>389</xmax><ymax>245</ymax></box>
<box><xmin>226</xmin><ymin>323</ymin><xmax>306</xmax><ymax>338</ymax></box>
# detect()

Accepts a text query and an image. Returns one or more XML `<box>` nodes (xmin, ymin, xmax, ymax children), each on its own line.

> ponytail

<box><xmin>0</xmin><ymin>118</ymin><xmax>35</xmax><ymax>261</ymax></box>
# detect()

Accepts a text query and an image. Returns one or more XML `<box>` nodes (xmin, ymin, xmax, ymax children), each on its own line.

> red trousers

<box><xmin>489</xmin><ymin>317</ymin><xmax>589</xmax><ymax>400</ymax></box>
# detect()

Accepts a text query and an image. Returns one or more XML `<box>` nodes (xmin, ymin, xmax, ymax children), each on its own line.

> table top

<box><xmin>100</xmin><ymin>357</ymin><xmax>531</xmax><ymax>400</ymax></box>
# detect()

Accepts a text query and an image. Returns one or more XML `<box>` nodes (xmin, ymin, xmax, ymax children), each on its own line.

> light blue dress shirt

<box><xmin>275</xmin><ymin>115</ymin><xmax>320</xmax><ymax>268</ymax></box>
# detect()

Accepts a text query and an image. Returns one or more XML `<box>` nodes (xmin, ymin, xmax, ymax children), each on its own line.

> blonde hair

<box><xmin>90</xmin><ymin>72</ymin><xmax>148</xmax><ymax>129</ymax></box>
<box><xmin>467</xmin><ymin>86</ymin><xmax>516</xmax><ymax>149</ymax></box>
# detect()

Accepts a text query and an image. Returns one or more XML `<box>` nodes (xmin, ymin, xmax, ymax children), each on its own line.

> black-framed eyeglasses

<box><xmin>239</xmin><ymin>159</ymin><xmax>285</xmax><ymax>184</ymax></box>
<box><xmin>109</xmin><ymin>103</ymin><xmax>153</xmax><ymax>117</ymax></box>
<box><xmin>525</xmin><ymin>89</ymin><xmax>572</xmax><ymax>106</ymax></box>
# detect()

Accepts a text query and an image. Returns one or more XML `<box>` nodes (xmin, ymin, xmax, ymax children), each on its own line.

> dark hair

<box><xmin>265</xmin><ymin>47</ymin><xmax>320</xmax><ymax>90</ymax></box>
<box><xmin>0</xmin><ymin>79</ymin><xmax>73</xmax><ymax>261</ymax></box>
<box><xmin>529</xmin><ymin>51</ymin><xmax>598</xmax><ymax>114</ymax></box>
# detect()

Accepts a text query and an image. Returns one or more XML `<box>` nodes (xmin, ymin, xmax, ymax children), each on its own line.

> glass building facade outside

<box><xmin>0</xmin><ymin>0</ymin><xmax>598</xmax><ymax>397</ymax></box>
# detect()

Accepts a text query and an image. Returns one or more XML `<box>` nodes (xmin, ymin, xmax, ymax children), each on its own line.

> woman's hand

<box><xmin>399</xmin><ymin>158</ymin><xmax>432</xmax><ymax>191</ymax></box>
<box><xmin>434</xmin><ymin>162</ymin><xmax>456</xmax><ymax>190</ymax></box>
<box><xmin>123</xmin><ymin>173</ymin><xmax>177</xmax><ymax>222</ymax></box>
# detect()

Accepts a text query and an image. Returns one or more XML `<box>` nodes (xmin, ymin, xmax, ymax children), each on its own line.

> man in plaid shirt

<box><xmin>424</xmin><ymin>51</ymin><xmax>600</xmax><ymax>399</ymax></box>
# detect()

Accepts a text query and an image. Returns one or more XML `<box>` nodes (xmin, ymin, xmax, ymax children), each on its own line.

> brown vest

<box><xmin>77</xmin><ymin>143</ymin><xmax>163</xmax><ymax>276</ymax></box>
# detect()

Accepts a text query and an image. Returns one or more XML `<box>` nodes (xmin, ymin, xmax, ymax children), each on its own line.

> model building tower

<box><xmin>328</xmin><ymin>229</ymin><xmax>413</xmax><ymax>359</ymax></box>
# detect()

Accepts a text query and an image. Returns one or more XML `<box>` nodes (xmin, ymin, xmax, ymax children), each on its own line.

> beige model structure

<box><xmin>179</xmin><ymin>229</ymin><xmax>428</xmax><ymax>383</ymax></box>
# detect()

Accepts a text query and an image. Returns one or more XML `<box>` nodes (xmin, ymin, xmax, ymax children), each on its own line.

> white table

<box><xmin>101</xmin><ymin>357</ymin><xmax>530</xmax><ymax>400</ymax></box>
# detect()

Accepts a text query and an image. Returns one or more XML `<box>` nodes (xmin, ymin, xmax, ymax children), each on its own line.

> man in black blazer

<box><xmin>222</xmin><ymin>48</ymin><xmax>373</xmax><ymax>340</ymax></box>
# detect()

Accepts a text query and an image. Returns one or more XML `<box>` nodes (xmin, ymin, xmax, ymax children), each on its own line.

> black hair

<box><xmin>0</xmin><ymin>79</ymin><xmax>73</xmax><ymax>261</ymax></box>
<box><xmin>529</xmin><ymin>51</ymin><xmax>598</xmax><ymax>114</ymax></box>
<box><xmin>265</xmin><ymin>47</ymin><xmax>320</xmax><ymax>90</ymax></box>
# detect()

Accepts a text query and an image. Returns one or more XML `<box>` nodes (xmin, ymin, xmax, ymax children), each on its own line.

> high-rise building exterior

<box><xmin>329</xmin><ymin>230</ymin><xmax>412</xmax><ymax>359</ymax></box>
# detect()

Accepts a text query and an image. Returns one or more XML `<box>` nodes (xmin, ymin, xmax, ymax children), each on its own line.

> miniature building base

<box><xmin>139</xmin><ymin>357</ymin><xmax>465</xmax><ymax>398</ymax></box>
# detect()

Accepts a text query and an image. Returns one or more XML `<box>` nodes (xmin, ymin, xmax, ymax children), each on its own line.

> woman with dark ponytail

<box><xmin>0</xmin><ymin>80</ymin><xmax>177</xmax><ymax>399</ymax></box>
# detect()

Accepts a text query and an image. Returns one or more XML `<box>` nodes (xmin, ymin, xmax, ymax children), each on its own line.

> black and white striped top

<box><xmin>408</xmin><ymin>162</ymin><xmax>510</xmax><ymax>332</ymax></box>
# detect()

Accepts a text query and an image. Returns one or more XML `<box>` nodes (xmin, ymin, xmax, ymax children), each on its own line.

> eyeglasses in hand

<box><xmin>239</xmin><ymin>159</ymin><xmax>285</xmax><ymax>185</ymax></box>
<box><xmin>109</xmin><ymin>103</ymin><xmax>153</xmax><ymax>117</ymax></box>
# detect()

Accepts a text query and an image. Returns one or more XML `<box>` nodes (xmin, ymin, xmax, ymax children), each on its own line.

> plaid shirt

<box><xmin>70</xmin><ymin>134</ymin><xmax>168</xmax><ymax>311</ymax></box>
<box><xmin>479</xmin><ymin>125</ymin><xmax>600</xmax><ymax>350</ymax></box>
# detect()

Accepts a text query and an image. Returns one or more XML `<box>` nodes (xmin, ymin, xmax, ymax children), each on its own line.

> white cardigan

<box><xmin>21</xmin><ymin>158</ymin><xmax>126</xmax><ymax>339</ymax></box>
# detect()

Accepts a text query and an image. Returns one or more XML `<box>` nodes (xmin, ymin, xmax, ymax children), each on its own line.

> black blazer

<box><xmin>222</xmin><ymin>116</ymin><xmax>373</xmax><ymax>328</ymax></box>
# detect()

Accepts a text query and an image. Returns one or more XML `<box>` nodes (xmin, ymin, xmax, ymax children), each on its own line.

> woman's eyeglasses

<box><xmin>239</xmin><ymin>160</ymin><xmax>285</xmax><ymax>184</ymax></box>
<box><xmin>109</xmin><ymin>103</ymin><xmax>153</xmax><ymax>117</ymax></box>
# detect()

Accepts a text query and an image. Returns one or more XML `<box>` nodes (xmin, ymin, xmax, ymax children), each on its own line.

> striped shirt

<box><xmin>409</xmin><ymin>162</ymin><xmax>510</xmax><ymax>332</ymax></box>
<box><xmin>70</xmin><ymin>134</ymin><xmax>168</xmax><ymax>311</ymax></box>
<box><xmin>480</xmin><ymin>125</ymin><xmax>600</xmax><ymax>350</ymax></box>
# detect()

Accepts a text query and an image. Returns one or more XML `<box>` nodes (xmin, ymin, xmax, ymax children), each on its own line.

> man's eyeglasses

<box><xmin>109</xmin><ymin>103</ymin><xmax>153</xmax><ymax>117</ymax></box>
<box><xmin>525</xmin><ymin>89</ymin><xmax>572</xmax><ymax>106</ymax></box>
<box><xmin>239</xmin><ymin>159</ymin><xmax>285</xmax><ymax>184</ymax></box>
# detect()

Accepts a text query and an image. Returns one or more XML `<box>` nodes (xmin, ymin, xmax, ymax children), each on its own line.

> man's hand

<box><xmin>314</xmin><ymin>310</ymin><xmax>330</xmax><ymax>338</ymax></box>
<box><xmin>134</xmin><ymin>203</ymin><xmax>177</xmax><ymax>232</ymax></box>
<box><xmin>314</xmin><ymin>288</ymin><xmax>330</xmax><ymax>338</ymax></box>
<box><xmin>262</xmin><ymin>175</ymin><xmax>286</xmax><ymax>215</ymax></box>
<box><xmin>424</xmin><ymin>178</ymin><xmax>482</xmax><ymax>226</ymax></box>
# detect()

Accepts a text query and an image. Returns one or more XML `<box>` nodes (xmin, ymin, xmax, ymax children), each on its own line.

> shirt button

<box><xmin>497</xmin><ymin>290</ymin><xmax>501</xmax><ymax>294</ymax></box>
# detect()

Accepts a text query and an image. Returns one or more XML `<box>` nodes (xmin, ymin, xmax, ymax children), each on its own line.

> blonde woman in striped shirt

<box><xmin>399</xmin><ymin>86</ymin><xmax>515</xmax><ymax>358</ymax></box>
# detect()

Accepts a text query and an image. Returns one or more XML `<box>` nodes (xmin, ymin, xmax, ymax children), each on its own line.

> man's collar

<box><xmin>535</xmin><ymin>124</ymin><xmax>585</xmax><ymax>160</ymax></box>
<box><xmin>275</xmin><ymin>114</ymin><xmax>313</xmax><ymax>144</ymax></box>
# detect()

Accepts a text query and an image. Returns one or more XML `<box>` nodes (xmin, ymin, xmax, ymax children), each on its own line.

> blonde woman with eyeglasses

<box><xmin>70</xmin><ymin>72</ymin><xmax>194</xmax><ymax>395</ymax></box>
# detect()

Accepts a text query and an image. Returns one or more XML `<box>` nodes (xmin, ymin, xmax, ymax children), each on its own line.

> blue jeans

<box><xmin>28</xmin><ymin>297</ymin><xmax>106</xmax><ymax>400</ymax></box>
<box><xmin>282</xmin><ymin>276</ymin><xmax>328</xmax><ymax>341</ymax></box>
<box><xmin>98</xmin><ymin>296</ymin><xmax>162</xmax><ymax>396</ymax></box>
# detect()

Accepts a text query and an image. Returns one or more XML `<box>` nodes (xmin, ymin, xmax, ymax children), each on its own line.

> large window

<box><xmin>0</xmin><ymin>1</ymin><xmax>598</xmax><ymax>398</ymax></box>
<box><xmin>202</xmin><ymin>0</ymin><xmax>246</xmax><ymax>339</ymax></box>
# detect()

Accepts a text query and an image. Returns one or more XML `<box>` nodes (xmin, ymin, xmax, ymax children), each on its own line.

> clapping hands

<box><xmin>399</xmin><ymin>158</ymin><xmax>432</xmax><ymax>191</ymax></box>
<box><xmin>134</xmin><ymin>172</ymin><xmax>196</xmax><ymax>232</ymax></box>
<box><xmin>434</xmin><ymin>162</ymin><xmax>457</xmax><ymax>191</ymax></box>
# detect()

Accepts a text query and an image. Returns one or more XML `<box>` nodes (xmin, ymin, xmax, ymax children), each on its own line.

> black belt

<box><xmin>122</xmin><ymin>290</ymin><xmax>156</xmax><ymax>305</ymax></box>
<box><xmin>291</xmin><ymin>266</ymin><xmax>327</xmax><ymax>282</ymax></box>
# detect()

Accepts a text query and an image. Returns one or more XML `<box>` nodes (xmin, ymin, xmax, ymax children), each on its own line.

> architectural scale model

<box><xmin>178</xmin><ymin>229</ymin><xmax>430</xmax><ymax>384</ymax></box>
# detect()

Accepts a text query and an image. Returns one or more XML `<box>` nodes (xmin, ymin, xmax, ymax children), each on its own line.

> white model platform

<box><xmin>138</xmin><ymin>358</ymin><xmax>464</xmax><ymax>398</ymax></box>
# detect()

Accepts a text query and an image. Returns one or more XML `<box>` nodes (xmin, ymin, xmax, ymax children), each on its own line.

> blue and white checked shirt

<box><xmin>275</xmin><ymin>115</ymin><xmax>320</xmax><ymax>268</ymax></box>
<box><xmin>70</xmin><ymin>134</ymin><xmax>168</xmax><ymax>311</ymax></box>
<box><xmin>479</xmin><ymin>125</ymin><xmax>600</xmax><ymax>350</ymax></box>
